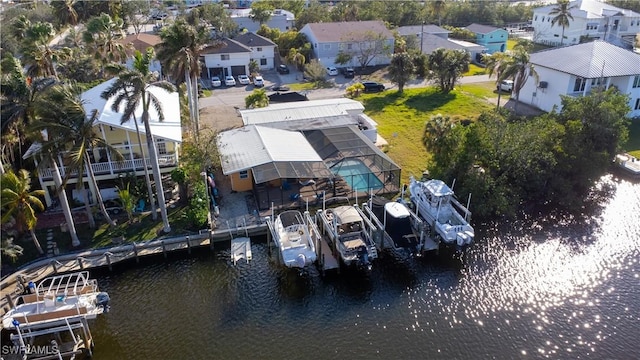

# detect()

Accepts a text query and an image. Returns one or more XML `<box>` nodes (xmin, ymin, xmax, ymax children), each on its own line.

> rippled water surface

<box><xmin>90</xmin><ymin>176</ymin><xmax>640</xmax><ymax>359</ymax></box>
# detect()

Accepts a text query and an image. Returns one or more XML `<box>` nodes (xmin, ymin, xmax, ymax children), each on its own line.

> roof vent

<box><xmin>538</xmin><ymin>81</ymin><xmax>548</xmax><ymax>88</ymax></box>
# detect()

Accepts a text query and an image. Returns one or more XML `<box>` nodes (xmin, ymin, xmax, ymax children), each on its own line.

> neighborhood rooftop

<box><xmin>303</xmin><ymin>20</ymin><xmax>393</xmax><ymax>42</ymax></box>
<box><xmin>465</xmin><ymin>23</ymin><xmax>500</xmax><ymax>34</ymax></box>
<box><xmin>240</xmin><ymin>98</ymin><xmax>365</xmax><ymax>126</ymax></box>
<box><xmin>233</xmin><ymin>32</ymin><xmax>276</xmax><ymax>47</ymax></box>
<box><xmin>536</xmin><ymin>0</ymin><xmax>640</xmax><ymax>19</ymax></box>
<box><xmin>530</xmin><ymin>40</ymin><xmax>640</xmax><ymax>78</ymax></box>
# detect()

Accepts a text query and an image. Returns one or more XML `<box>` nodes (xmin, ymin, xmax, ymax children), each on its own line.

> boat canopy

<box><xmin>424</xmin><ymin>179</ymin><xmax>454</xmax><ymax>197</ymax></box>
<box><xmin>333</xmin><ymin>206</ymin><xmax>362</xmax><ymax>225</ymax></box>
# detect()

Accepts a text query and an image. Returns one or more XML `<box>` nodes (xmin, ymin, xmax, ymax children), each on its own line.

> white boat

<box><xmin>2</xmin><ymin>271</ymin><xmax>109</xmax><ymax>331</ymax></box>
<box><xmin>270</xmin><ymin>210</ymin><xmax>318</xmax><ymax>269</ymax></box>
<box><xmin>409</xmin><ymin>176</ymin><xmax>474</xmax><ymax>251</ymax></box>
<box><xmin>615</xmin><ymin>153</ymin><xmax>640</xmax><ymax>178</ymax></box>
<box><xmin>319</xmin><ymin>205</ymin><xmax>378</xmax><ymax>269</ymax></box>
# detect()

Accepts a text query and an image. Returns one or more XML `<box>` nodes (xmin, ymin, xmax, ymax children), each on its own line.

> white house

<box><xmin>300</xmin><ymin>21</ymin><xmax>395</xmax><ymax>69</ymax></box>
<box><xmin>229</xmin><ymin>8</ymin><xmax>295</xmax><ymax>33</ymax></box>
<box><xmin>517</xmin><ymin>41</ymin><xmax>640</xmax><ymax>117</ymax></box>
<box><xmin>200</xmin><ymin>38</ymin><xmax>252</xmax><ymax>79</ymax></box>
<box><xmin>532</xmin><ymin>0</ymin><xmax>640</xmax><ymax>47</ymax></box>
<box><xmin>25</xmin><ymin>78</ymin><xmax>182</xmax><ymax>206</ymax></box>
<box><xmin>233</xmin><ymin>32</ymin><xmax>278</xmax><ymax>70</ymax></box>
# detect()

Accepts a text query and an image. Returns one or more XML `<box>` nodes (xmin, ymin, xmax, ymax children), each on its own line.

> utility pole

<box><xmin>420</xmin><ymin>21</ymin><xmax>425</xmax><ymax>54</ymax></box>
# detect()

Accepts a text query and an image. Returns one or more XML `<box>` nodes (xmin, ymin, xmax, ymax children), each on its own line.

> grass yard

<box><xmin>626</xmin><ymin>119</ymin><xmax>640</xmax><ymax>158</ymax></box>
<box><xmin>359</xmin><ymin>83</ymin><xmax>497</xmax><ymax>185</ymax></box>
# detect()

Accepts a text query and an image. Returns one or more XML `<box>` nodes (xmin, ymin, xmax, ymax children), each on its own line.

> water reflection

<box><xmin>91</xmin><ymin>176</ymin><xmax>640</xmax><ymax>359</ymax></box>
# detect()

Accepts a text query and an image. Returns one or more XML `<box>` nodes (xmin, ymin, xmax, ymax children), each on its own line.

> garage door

<box><xmin>231</xmin><ymin>65</ymin><xmax>247</xmax><ymax>77</ymax></box>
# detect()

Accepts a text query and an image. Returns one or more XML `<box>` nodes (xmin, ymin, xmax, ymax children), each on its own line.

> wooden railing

<box><xmin>39</xmin><ymin>154</ymin><xmax>178</xmax><ymax>180</ymax></box>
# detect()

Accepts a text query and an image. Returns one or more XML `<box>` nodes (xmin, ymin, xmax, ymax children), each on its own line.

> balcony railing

<box><xmin>38</xmin><ymin>153</ymin><xmax>178</xmax><ymax>180</ymax></box>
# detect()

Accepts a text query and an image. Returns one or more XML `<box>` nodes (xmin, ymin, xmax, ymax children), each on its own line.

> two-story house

<box><xmin>119</xmin><ymin>33</ymin><xmax>163</xmax><ymax>76</ymax></box>
<box><xmin>27</xmin><ymin>78</ymin><xmax>182</xmax><ymax>207</ymax></box>
<box><xmin>233</xmin><ymin>32</ymin><xmax>278</xmax><ymax>71</ymax></box>
<box><xmin>229</xmin><ymin>8</ymin><xmax>295</xmax><ymax>33</ymax></box>
<box><xmin>397</xmin><ymin>24</ymin><xmax>486</xmax><ymax>61</ymax></box>
<box><xmin>517</xmin><ymin>41</ymin><xmax>640</xmax><ymax>118</ymax></box>
<box><xmin>200</xmin><ymin>38</ymin><xmax>252</xmax><ymax>79</ymax></box>
<box><xmin>300</xmin><ymin>21</ymin><xmax>395</xmax><ymax>69</ymax></box>
<box><xmin>465</xmin><ymin>23</ymin><xmax>508</xmax><ymax>53</ymax></box>
<box><xmin>532</xmin><ymin>0</ymin><xmax>640</xmax><ymax>47</ymax></box>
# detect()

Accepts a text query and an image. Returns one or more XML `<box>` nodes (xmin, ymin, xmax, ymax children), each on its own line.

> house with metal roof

<box><xmin>464</xmin><ymin>23</ymin><xmax>508</xmax><ymax>53</ymax></box>
<box><xmin>299</xmin><ymin>21</ymin><xmax>395</xmax><ymax>68</ymax></box>
<box><xmin>26</xmin><ymin>78</ymin><xmax>181</xmax><ymax>206</ymax></box>
<box><xmin>217</xmin><ymin>99</ymin><xmax>400</xmax><ymax>210</ymax></box>
<box><xmin>531</xmin><ymin>0</ymin><xmax>640</xmax><ymax>47</ymax></box>
<box><xmin>517</xmin><ymin>41</ymin><xmax>640</xmax><ymax>117</ymax></box>
<box><xmin>233</xmin><ymin>32</ymin><xmax>278</xmax><ymax>71</ymax></box>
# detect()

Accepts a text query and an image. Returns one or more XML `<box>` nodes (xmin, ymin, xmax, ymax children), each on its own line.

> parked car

<box><xmin>225</xmin><ymin>75</ymin><xmax>236</xmax><ymax>86</ymax></box>
<box><xmin>237</xmin><ymin>74</ymin><xmax>251</xmax><ymax>85</ymax></box>
<box><xmin>326</xmin><ymin>67</ymin><xmax>338</xmax><ymax>76</ymax></box>
<box><xmin>361</xmin><ymin>81</ymin><xmax>385</xmax><ymax>93</ymax></box>
<box><xmin>253</xmin><ymin>75</ymin><xmax>264</xmax><ymax>87</ymax></box>
<box><xmin>343</xmin><ymin>67</ymin><xmax>355</xmax><ymax>78</ymax></box>
<box><xmin>277</xmin><ymin>64</ymin><xmax>290</xmax><ymax>74</ymax></box>
<box><xmin>103</xmin><ymin>199</ymin><xmax>123</xmax><ymax>215</ymax></box>
<box><xmin>211</xmin><ymin>76</ymin><xmax>222</xmax><ymax>87</ymax></box>
<box><xmin>498</xmin><ymin>79</ymin><xmax>514</xmax><ymax>92</ymax></box>
<box><xmin>271</xmin><ymin>85</ymin><xmax>290</xmax><ymax>92</ymax></box>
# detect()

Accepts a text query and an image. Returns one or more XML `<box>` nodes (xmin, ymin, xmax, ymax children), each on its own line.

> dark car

<box><xmin>344</xmin><ymin>67</ymin><xmax>355</xmax><ymax>78</ymax></box>
<box><xmin>361</xmin><ymin>81</ymin><xmax>385</xmax><ymax>93</ymax></box>
<box><xmin>103</xmin><ymin>199</ymin><xmax>123</xmax><ymax>215</ymax></box>
<box><xmin>277</xmin><ymin>64</ymin><xmax>290</xmax><ymax>74</ymax></box>
<box><xmin>271</xmin><ymin>85</ymin><xmax>291</xmax><ymax>92</ymax></box>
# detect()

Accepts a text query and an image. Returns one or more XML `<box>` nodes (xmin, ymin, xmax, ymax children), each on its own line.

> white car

<box><xmin>326</xmin><ymin>67</ymin><xmax>338</xmax><ymax>76</ymax></box>
<box><xmin>498</xmin><ymin>79</ymin><xmax>514</xmax><ymax>92</ymax></box>
<box><xmin>211</xmin><ymin>76</ymin><xmax>222</xmax><ymax>87</ymax></box>
<box><xmin>253</xmin><ymin>75</ymin><xmax>264</xmax><ymax>87</ymax></box>
<box><xmin>237</xmin><ymin>74</ymin><xmax>250</xmax><ymax>85</ymax></box>
<box><xmin>225</xmin><ymin>75</ymin><xmax>236</xmax><ymax>86</ymax></box>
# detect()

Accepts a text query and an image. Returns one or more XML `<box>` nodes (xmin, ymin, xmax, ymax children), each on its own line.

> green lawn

<box><xmin>626</xmin><ymin>118</ymin><xmax>640</xmax><ymax>158</ymax></box>
<box><xmin>359</xmin><ymin>84</ymin><xmax>497</xmax><ymax>185</ymax></box>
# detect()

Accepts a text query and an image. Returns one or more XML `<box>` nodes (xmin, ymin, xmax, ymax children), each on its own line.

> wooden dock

<box><xmin>316</xmin><ymin>235</ymin><xmax>340</xmax><ymax>274</ymax></box>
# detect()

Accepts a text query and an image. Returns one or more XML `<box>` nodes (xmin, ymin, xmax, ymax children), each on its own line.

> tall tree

<box><xmin>426</xmin><ymin>48</ymin><xmax>470</xmax><ymax>93</ymax></box>
<box><xmin>156</xmin><ymin>20</ymin><xmax>212</xmax><ymax>139</ymax></box>
<box><xmin>21</xmin><ymin>21</ymin><xmax>63</xmax><ymax>79</ymax></box>
<box><xmin>1</xmin><ymin>170</ymin><xmax>45</xmax><ymax>254</ymax></box>
<box><xmin>429</xmin><ymin>0</ymin><xmax>447</xmax><ymax>26</ymax></box>
<box><xmin>51</xmin><ymin>0</ymin><xmax>79</xmax><ymax>26</ymax></box>
<box><xmin>499</xmin><ymin>45</ymin><xmax>538</xmax><ymax>113</ymax></box>
<box><xmin>245</xmin><ymin>89</ymin><xmax>269</xmax><ymax>109</ymax></box>
<box><xmin>30</xmin><ymin>83</ymin><xmax>123</xmax><ymax>228</ymax></box>
<box><xmin>388</xmin><ymin>52</ymin><xmax>415</xmax><ymax>94</ymax></box>
<box><xmin>549</xmin><ymin>0</ymin><xmax>576</xmax><ymax>46</ymax></box>
<box><xmin>83</xmin><ymin>13</ymin><xmax>128</xmax><ymax>68</ymax></box>
<box><xmin>101</xmin><ymin>49</ymin><xmax>177</xmax><ymax>233</ymax></box>
<box><xmin>250</xmin><ymin>0</ymin><xmax>275</xmax><ymax>25</ymax></box>
<box><xmin>483</xmin><ymin>51</ymin><xmax>509</xmax><ymax>110</ymax></box>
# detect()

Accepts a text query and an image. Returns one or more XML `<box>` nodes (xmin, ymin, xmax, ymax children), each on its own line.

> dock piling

<box><xmin>186</xmin><ymin>236</ymin><xmax>191</xmax><ymax>254</ymax></box>
<box><xmin>162</xmin><ymin>240</ymin><xmax>167</xmax><ymax>259</ymax></box>
<box><xmin>51</xmin><ymin>260</ymin><xmax>58</xmax><ymax>274</ymax></box>
<box><xmin>106</xmin><ymin>253</ymin><xmax>113</xmax><ymax>271</ymax></box>
<box><xmin>77</xmin><ymin>257</ymin><xmax>84</xmax><ymax>270</ymax></box>
<box><xmin>133</xmin><ymin>242</ymin><xmax>139</xmax><ymax>263</ymax></box>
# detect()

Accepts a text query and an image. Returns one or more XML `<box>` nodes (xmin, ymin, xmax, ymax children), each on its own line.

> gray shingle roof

<box><xmin>304</xmin><ymin>21</ymin><xmax>393</xmax><ymax>42</ymax></box>
<box><xmin>465</xmin><ymin>23</ymin><xmax>500</xmax><ymax>34</ymax></box>
<box><xmin>419</xmin><ymin>34</ymin><xmax>485</xmax><ymax>54</ymax></box>
<box><xmin>530</xmin><ymin>41</ymin><xmax>640</xmax><ymax>78</ymax></box>
<box><xmin>201</xmin><ymin>38</ymin><xmax>252</xmax><ymax>54</ymax></box>
<box><xmin>233</xmin><ymin>32</ymin><xmax>276</xmax><ymax>47</ymax></box>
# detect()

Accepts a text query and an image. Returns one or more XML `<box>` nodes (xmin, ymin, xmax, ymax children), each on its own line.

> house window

<box><xmin>591</xmin><ymin>77</ymin><xmax>607</xmax><ymax>86</ymax></box>
<box><xmin>586</xmin><ymin>23</ymin><xmax>598</xmax><ymax>30</ymax></box>
<box><xmin>535</xmin><ymin>15</ymin><xmax>538</xmax><ymax>21</ymax></box>
<box><xmin>260</xmin><ymin>58</ymin><xmax>267</xmax><ymax>65</ymax></box>
<box><xmin>633</xmin><ymin>75</ymin><xmax>640</xmax><ymax>88</ymax></box>
<box><xmin>239</xmin><ymin>170</ymin><xmax>248</xmax><ymax>179</ymax></box>
<box><xmin>347</xmin><ymin>43</ymin><xmax>352</xmax><ymax>50</ymax></box>
<box><xmin>323</xmin><ymin>44</ymin><xmax>331</xmax><ymax>50</ymax></box>
<box><xmin>221</xmin><ymin>54</ymin><xmax>230</xmax><ymax>60</ymax></box>
<box><xmin>573</xmin><ymin>77</ymin><xmax>586</xmax><ymax>92</ymax></box>
<box><xmin>156</xmin><ymin>138</ymin><xmax>166</xmax><ymax>155</ymax></box>
<box><xmin>257</xmin><ymin>47</ymin><xmax>262</xmax><ymax>51</ymax></box>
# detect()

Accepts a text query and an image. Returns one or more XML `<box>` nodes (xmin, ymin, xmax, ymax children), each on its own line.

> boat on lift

<box><xmin>317</xmin><ymin>205</ymin><xmax>378</xmax><ymax>270</ymax></box>
<box><xmin>268</xmin><ymin>210</ymin><xmax>318</xmax><ymax>269</ymax></box>
<box><xmin>368</xmin><ymin>196</ymin><xmax>421</xmax><ymax>253</ymax></box>
<box><xmin>409</xmin><ymin>176</ymin><xmax>474</xmax><ymax>252</ymax></box>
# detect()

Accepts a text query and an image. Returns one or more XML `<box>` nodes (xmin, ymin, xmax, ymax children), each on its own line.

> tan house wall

<box><xmin>230</xmin><ymin>170</ymin><xmax>253</xmax><ymax>192</ymax></box>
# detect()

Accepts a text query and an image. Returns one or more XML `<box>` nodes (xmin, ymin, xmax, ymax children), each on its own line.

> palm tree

<box><xmin>83</xmin><ymin>13</ymin><xmax>128</xmax><ymax>69</ymax></box>
<box><xmin>51</xmin><ymin>0</ymin><xmax>79</xmax><ymax>27</ymax></box>
<box><xmin>483</xmin><ymin>52</ymin><xmax>509</xmax><ymax>110</ymax></box>
<box><xmin>31</xmin><ymin>83</ymin><xmax>124</xmax><ymax>228</ymax></box>
<box><xmin>549</xmin><ymin>0</ymin><xmax>576</xmax><ymax>46</ymax></box>
<box><xmin>21</xmin><ymin>22</ymin><xmax>63</xmax><ymax>79</ymax></box>
<box><xmin>1</xmin><ymin>169</ymin><xmax>45</xmax><ymax>254</ymax></box>
<box><xmin>156</xmin><ymin>19</ymin><xmax>212</xmax><ymax>140</ymax></box>
<box><xmin>102</xmin><ymin>49</ymin><xmax>176</xmax><ymax>233</ymax></box>
<box><xmin>429</xmin><ymin>0</ymin><xmax>447</xmax><ymax>26</ymax></box>
<box><xmin>388</xmin><ymin>52</ymin><xmax>415</xmax><ymax>94</ymax></box>
<box><xmin>499</xmin><ymin>46</ymin><xmax>538</xmax><ymax>114</ymax></box>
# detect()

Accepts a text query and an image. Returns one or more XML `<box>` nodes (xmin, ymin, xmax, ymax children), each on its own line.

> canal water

<box><xmin>90</xmin><ymin>175</ymin><xmax>639</xmax><ymax>359</ymax></box>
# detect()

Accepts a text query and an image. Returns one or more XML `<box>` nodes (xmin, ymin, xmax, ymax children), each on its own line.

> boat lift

<box><xmin>229</xmin><ymin>219</ymin><xmax>252</xmax><ymax>265</ymax></box>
